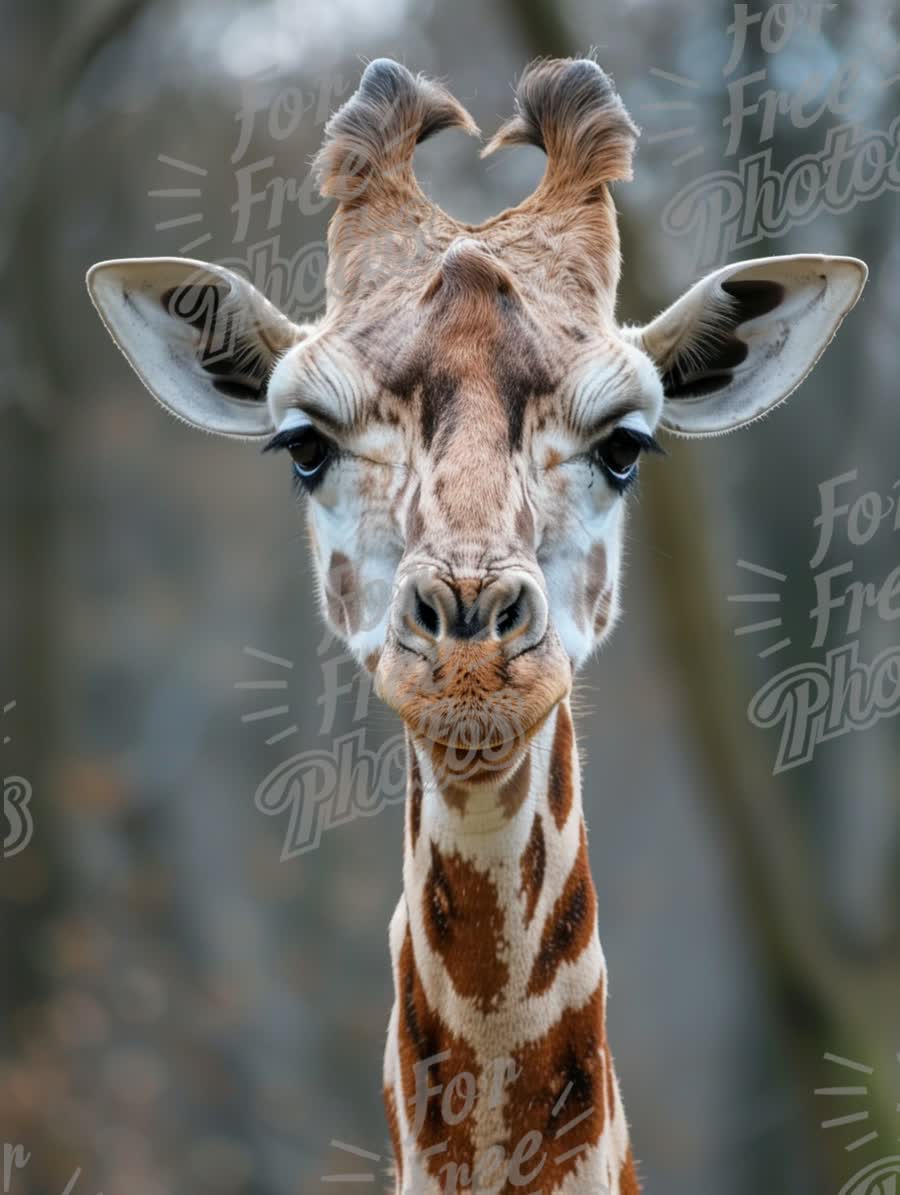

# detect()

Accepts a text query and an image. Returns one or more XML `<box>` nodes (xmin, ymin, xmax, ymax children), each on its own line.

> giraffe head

<box><xmin>88</xmin><ymin>58</ymin><xmax>866</xmax><ymax>782</ymax></box>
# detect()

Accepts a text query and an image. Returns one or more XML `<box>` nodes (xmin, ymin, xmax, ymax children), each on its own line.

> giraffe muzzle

<box><xmin>376</xmin><ymin>565</ymin><xmax>571</xmax><ymax>772</ymax></box>
<box><xmin>394</xmin><ymin>567</ymin><xmax>548</xmax><ymax>657</ymax></box>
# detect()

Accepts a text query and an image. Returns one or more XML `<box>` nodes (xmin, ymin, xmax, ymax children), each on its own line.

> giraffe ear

<box><xmin>628</xmin><ymin>254</ymin><xmax>867</xmax><ymax>437</ymax></box>
<box><xmin>86</xmin><ymin>258</ymin><xmax>306</xmax><ymax>439</ymax></box>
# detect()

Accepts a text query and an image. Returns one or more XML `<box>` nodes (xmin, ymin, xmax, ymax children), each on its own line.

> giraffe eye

<box><xmin>263</xmin><ymin>425</ymin><xmax>337</xmax><ymax>490</ymax></box>
<box><xmin>287</xmin><ymin>428</ymin><xmax>333</xmax><ymax>477</ymax></box>
<box><xmin>592</xmin><ymin>427</ymin><xmax>663</xmax><ymax>492</ymax></box>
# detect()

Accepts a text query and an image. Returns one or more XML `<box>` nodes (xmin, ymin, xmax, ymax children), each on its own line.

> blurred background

<box><xmin>1</xmin><ymin>0</ymin><xmax>898</xmax><ymax>1192</ymax></box>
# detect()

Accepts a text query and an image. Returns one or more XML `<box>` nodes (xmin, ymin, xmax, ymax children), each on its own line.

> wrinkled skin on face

<box><xmin>259</xmin><ymin>58</ymin><xmax>662</xmax><ymax>780</ymax></box>
<box><xmin>267</xmin><ymin>237</ymin><xmax>663</xmax><ymax>779</ymax></box>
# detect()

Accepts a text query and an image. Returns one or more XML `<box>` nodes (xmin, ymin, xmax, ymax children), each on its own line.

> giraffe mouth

<box><xmin>425</xmin><ymin>739</ymin><xmax>531</xmax><ymax>785</ymax></box>
<box><xmin>412</xmin><ymin>709</ymin><xmax>557</xmax><ymax>784</ymax></box>
<box><xmin>375</xmin><ymin>619</ymin><xmax>572</xmax><ymax>771</ymax></box>
<box><xmin>423</xmin><ymin>714</ymin><xmax>550</xmax><ymax>752</ymax></box>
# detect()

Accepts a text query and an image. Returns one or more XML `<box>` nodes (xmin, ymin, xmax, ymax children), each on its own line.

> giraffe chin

<box><xmin>375</xmin><ymin>595</ymin><xmax>572</xmax><ymax>787</ymax></box>
<box><xmin>377</xmin><ymin>663</ymin><xmax>569</xmax><ymax>787</ymax></box>
<box><xmin>419</xmin><ymin>716</ymin><xmax>552</xmax><ymax>789</ymax></box>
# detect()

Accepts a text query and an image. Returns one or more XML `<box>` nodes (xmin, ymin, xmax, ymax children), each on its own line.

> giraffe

<box><xmin>86</xmin><ymin>57</ymin><xmax>867</xmax><ymax>1194</ymax></box>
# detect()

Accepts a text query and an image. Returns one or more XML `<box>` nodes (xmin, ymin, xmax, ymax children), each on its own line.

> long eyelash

<box><xmin>262</xmin><ymin>428</ymin><xmax>306</xmax><ymax>454</ymax></box>
<box><xmin>617</xmin><ymin>428</ymin><xmax>666</xmax><ymax>457</ymax></box>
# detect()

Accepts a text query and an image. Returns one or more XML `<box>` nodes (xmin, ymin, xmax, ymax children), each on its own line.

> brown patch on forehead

<box><xmin>491</xmin><ymin>296</ymin><xmax>558</xmax><ymax>453</ymax></box>
<box><xmin>507</xmin><ymin>977</ymin><xmax>608</xmax><ymax>1192</ymax></box>
<box><xmin>374</xmin><ymin>272</ymin><xmax>558</xmax><ymax>460</ymax></box>
<box><xmin>527</xmin><ymin>822</ymin><xmax>596</xmax><ymax>997</ymax></box>
<box><xmin>423</xmin><ymin>840</ymin><xmax>509</xmax><ymax>1013</ymax></box>
<box><xmin>379</xmin><ymin>347</ymin><xmax>459</xmax><ymax>453</ymax></box>
<box><xmin>520</xmin><ymin>812</ymin><xmax>546</xmax><ymax>927</ymax></box>
<box><xmin>397</xmin><ymin>926</ymin><xmax>481</xmax><ymax>1179</ymax></box>
<box><xmin>326</xmin><ymin>551</ymin><xmax>361</xmax><ymax>636</ymax></box>
<box><xmin>547</xmin><ymin>704</ymin><xmax>575</xmax><ymax>830</ymax></box>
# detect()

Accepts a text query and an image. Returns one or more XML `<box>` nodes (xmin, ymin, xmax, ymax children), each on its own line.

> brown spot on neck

<box><xmin>620</xmin><ymin>1147</ymin><xmax>641</xmax><ymax>1194</ymax></box>
<box><xmin>519</xmin><ymin>812</ymin><xmax>546</xmax><ymax>927</ymax></box>
<box><xmin>547</xmin><ymin>704</ymin><xmax>575</xmax><ymax>830</ymax></box>
<box><xmin>506</xmin><ymin>977</ymin><xmax>609</xmax><ymax>1192</ymax></box>
<box><xmin>423</xmin><ymin>840</ymin><xmax>509</xmax><ymax>1013</ymax></box>
<box><xmin>396</xmin><ymin>927</ymin><xmax>480</xmax><ymax>1179</ymax></box>
<box><xmin>527</xmin><ymin>822</ymin><xmax>596</xmax><ymax>997</ymax></box>
<box><xmin>408</xmin><ymin>752</ymin><xmax>422</xmax><ymax>849</ymax></box>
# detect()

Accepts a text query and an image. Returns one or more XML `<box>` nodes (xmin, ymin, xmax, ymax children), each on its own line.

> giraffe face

<box><xmin>86</xmin><ymin>57</ymin><xmax>867</xmax><ymax>780</ymax></box>
<box><xmin>265</xmin><ymin>239</ymin><xmax>665</xmax><ymax>766</ymax></box>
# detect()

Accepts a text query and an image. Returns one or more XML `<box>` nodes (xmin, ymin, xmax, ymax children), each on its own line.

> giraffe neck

<box><xmin>383</xmin><ymin>701</ymin><xmax>639</xmax><ymax>1195</ymax></box>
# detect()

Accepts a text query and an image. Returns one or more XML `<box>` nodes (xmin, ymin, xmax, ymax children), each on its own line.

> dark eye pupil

<box><xmin>597</xmin><ymin>430</ymin><xmax>640</xmax><ymax>476</ymax></box>
<box><xmin>289</xmin><ymin>430</ymin><xmax>330</xmax><ymax>474</ymax></box>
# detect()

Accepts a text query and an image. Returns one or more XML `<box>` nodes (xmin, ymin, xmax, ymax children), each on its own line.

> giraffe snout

<box><xmin>395</xmin><ymin>568</ymin><xmax>548</xmax><ymax>658</ymax></box>
<box><xmin>377</xmin><ymin>565</ymin><xmax>570</xmax><ymax>766</ymax></box>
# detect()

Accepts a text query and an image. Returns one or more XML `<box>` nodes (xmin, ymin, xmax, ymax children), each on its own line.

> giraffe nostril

<box><xmin>495</xmin><ymin>589</ymin><xmax>524</xmax><ymax>638</ymax></box>
<box><xmin>414</xmin><ymin>591</ymin><xmax>440</xmax><ymax>637</ymax></box>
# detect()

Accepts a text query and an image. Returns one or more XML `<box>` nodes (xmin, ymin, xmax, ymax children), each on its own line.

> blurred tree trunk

<box><xmin>1</xmin><ymin>1</ymin><xmax>157</xmax><ymax>1185</ymax></box>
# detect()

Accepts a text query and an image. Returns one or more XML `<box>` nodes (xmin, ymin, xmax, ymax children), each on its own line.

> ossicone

<box><xmin>313</xmin><ymin>58</ymin><xmax>479</xmax><ymax>205</ymax></box>
<box><xmin>483</xmin><ymin>56</ymin><xmax>640</xmax><ymax>199</ymax></box>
